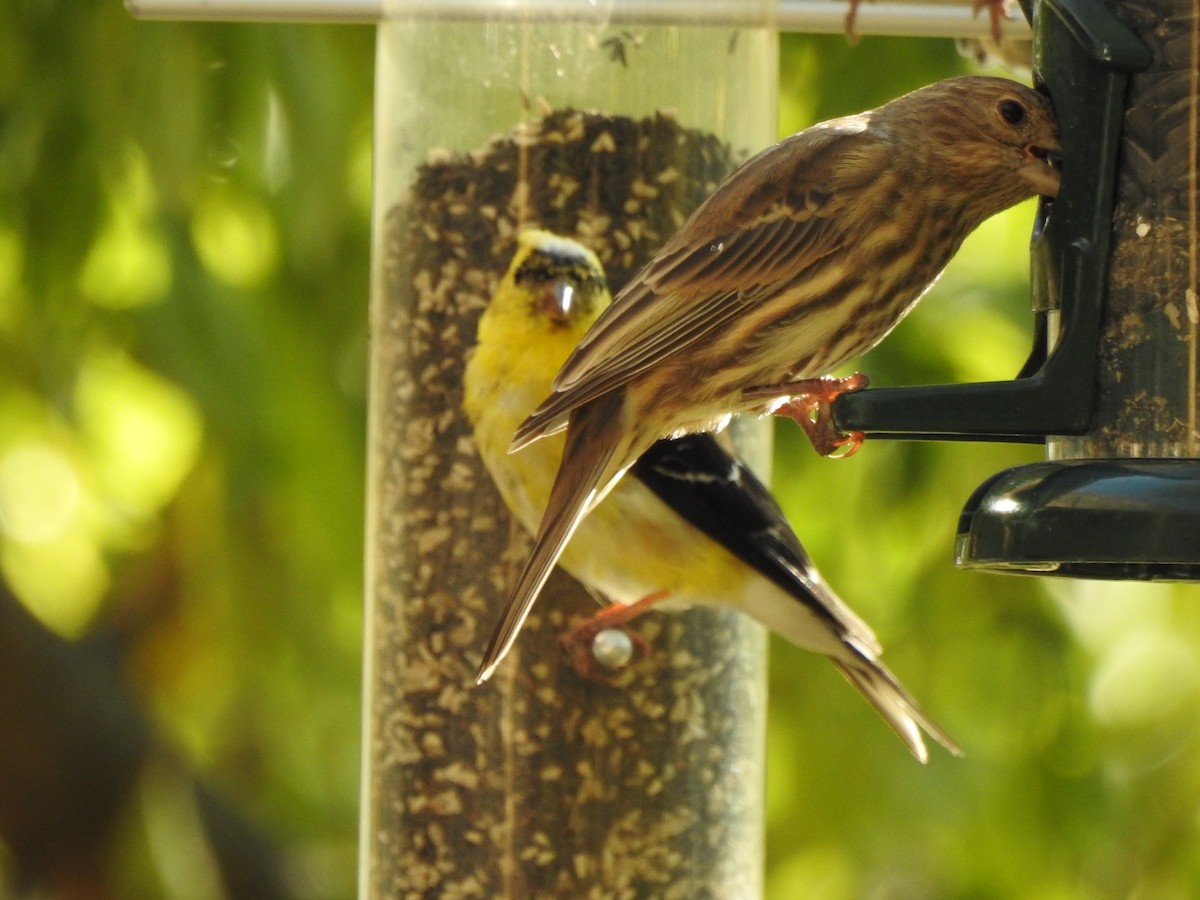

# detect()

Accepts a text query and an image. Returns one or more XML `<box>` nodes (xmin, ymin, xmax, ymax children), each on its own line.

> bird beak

<box><xmin>537</xmin><ymin>282</ymin><xmax>576</xmax><ymax>324</ymax></box>
<box><xmin>1019</xmin><ymin>144</ymin><xmax>1063</xmax><ymax>198</ymax></box>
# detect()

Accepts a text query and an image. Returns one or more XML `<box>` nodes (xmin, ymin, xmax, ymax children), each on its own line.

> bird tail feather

<box><xmin>476</xmin><ymin>394</ymin><xmax>627</xmax><ymax>683</ymax></box>
<box><xmin>830</xmin><ymin>645</ymin><xmax>962</xmax><ymax>764</ymax></box>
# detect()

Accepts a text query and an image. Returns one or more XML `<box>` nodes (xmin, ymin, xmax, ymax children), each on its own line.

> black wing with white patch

<box><xmin>629</xmin><ymin>433</ymin><xmax>845</xmax><ymax>631</ymax></box>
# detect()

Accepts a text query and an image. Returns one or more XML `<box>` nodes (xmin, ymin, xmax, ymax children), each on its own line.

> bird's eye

<box><xmin>997</xmin><ymin>99</ymin><xmax>1027</xmax><ymax>126</ymax></box>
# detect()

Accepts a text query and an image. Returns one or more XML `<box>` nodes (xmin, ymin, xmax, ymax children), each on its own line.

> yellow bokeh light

<box><xmin>0</xmin><ymin>394</ymin><xmax>110</xmax><ymax>633</ymax></box>
<box><xmin>190</xmin><ymin>190</ymin><xmax>279</xmax><ymax>288</ymax></box>
<box><xmin>78</xmin><ymin>143</ymin><xmax>172</xmax><ymax>309</ymax></box>
<box><xmin>74</xmin><ymin>351</ymin><xmax>204</xmax><ymax>521</ymax></box>
<box><xmin>2</xmin><ymin>527</ymin><xmax>109</xmax><ymax>638</ymax></box>
<box><xmin>79</xmin><ymin>218</ymin><xmax>172</xmax><ymax>309</ymax></box>
<box><xmin>0</xmin><ymin>441</ymin><xmax>82</xmax><ymax>544</ymax></box>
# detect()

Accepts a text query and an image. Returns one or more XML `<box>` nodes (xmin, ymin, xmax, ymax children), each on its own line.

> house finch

<box><xmin>464</xmin><ymin>230</ymin><xmax>960</xmax><ymax>761</ymax></box>
<box><xmin>476</xmin><ymin>76</ymin><xmax>1060</xmax><ymax>684</ymax></box>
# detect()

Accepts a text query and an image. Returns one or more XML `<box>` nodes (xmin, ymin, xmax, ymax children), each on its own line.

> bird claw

<box><xmin>815</xmin><ymin>427</ymin><xmax>865</xmax><ymax>459</ymax></box>
<box><xmin>558</xmin><ymin>591</ymin><xmax>667</xmax><ymax>679</ymax></box>
<box><xmin>851</xmin><ymin>0</ymin><xmax>1008</xmax><ymax>43</ymax></box>
<box><xmin>972</xmin><ymin>0</ymin><xmax>1010</xmax><ymax>42</ymax></box>
<box><xmin>843</xmin><ymin>0</ymin><xmax>866</xmax><ymax>44</ymax></box>
<box><xmin>749</xmin><ymin>373</ymin><xmax>869</xmax><ymax>459</ymax></box>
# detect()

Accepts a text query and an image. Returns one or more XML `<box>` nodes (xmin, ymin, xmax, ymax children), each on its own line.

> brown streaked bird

<box><xmin>475</xmin><ymin>75</ymin><xmax>1060</xmax><ymax>684</ymax></box>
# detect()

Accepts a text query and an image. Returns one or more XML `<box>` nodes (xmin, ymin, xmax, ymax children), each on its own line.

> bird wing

<box><xmin>476</xmin><ymin>391</ymin><xmax>630</xmax><ymax>683</ymax></box>
<box><xmin>630</xmin><ymin>432</ymin><xmax>882</xmax><ymax>654</ymax></box>
<box><xmin>512</xmin><ymin>122</ymin><xmax>877</xmax><ymax>448</ymax></box>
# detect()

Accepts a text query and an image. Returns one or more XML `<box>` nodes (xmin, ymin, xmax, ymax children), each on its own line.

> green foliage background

<box><xmin>4</xmin><ymin>2</ymin><xmax>1200</xmax><ymax>896</ymax></box>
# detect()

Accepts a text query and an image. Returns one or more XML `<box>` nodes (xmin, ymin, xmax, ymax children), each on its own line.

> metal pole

<box><xmin>360</xmin><ymin>14</ymin><xmax>776</xmax><ymax>897</ymax></box>
<box><xmin>125</xmin><ymin>0</ymin><xmax>1030</xmax><ymax>38</ymax></box>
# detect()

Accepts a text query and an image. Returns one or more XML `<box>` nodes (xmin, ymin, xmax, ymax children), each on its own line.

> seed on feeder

<box><xmin>630</xmin><ymin>178</ymin><xmax>659</xmax><ymax>199</ymax></box>
<box><xmin>590</xmin><ymin>131</ymin><xmax>617</xmax><ymax>153</ymax></box>
<box><xmin>564</xmin><ymin>114</ymin><xmax>586</xmax><ymax>142</ymax></box>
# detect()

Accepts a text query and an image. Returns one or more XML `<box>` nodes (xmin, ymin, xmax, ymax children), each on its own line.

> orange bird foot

<box><xmin>848</xmin><ymin>0</ymin><xmax>1009</xmax><ymax>43</ymax></box>
<box><xmin>974</xmin><ymin>0</ymin><xmax>1012</xmax><ymax>42</ymax></box>
<box><xmin>747</xmin><ymin>372</ymin><xmax>869</xmax><ymax>458</ymax></box>
<box><xmin>559</xmin><ymin>591</ymin><xmax>668</xmax><ymax>679</ymax></box>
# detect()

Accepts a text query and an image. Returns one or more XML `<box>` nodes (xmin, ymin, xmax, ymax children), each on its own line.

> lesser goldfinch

<box><xmin>477</xmin><ymin>77</ymin><xmax>1060</xmax><ymax>685</ymax></box>
<box><xmin>464</xmin><ymin>229</ymin><xmax>961</xmax><ymax>762</ymax></box>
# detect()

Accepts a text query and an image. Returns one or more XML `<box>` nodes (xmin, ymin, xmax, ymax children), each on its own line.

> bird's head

<box><xmin>884</xmin><ymin>76</ymin><xmax>1062</xmax><ymax>216</ymax></box>
<box><xmin>511</xmin><ymin>229</ymin><xmax>610</xmax><ymax>331</ymax></box>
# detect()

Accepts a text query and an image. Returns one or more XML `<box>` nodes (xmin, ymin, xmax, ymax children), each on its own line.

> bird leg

<box><xmin>847</xmin><ymin>0</ymin><xmax>1008</xmax><ymax>42</ymax></box>
<box><xmin>842</xmin><ymin>0</ymin><xmax>867</xmax><ymax>43</ymax></box>
<box><xmin>559</xmin><ymin>591</ymin><xmax>668</xmax><ymax>679</ymax></box>
<box><xmin>746</xmin><ymin>373</ymin><xmax>869</xmax><ymax>458</ymax></box>
<box><xmin>974</xmin><ymin>0</ymin><xmax>1012</xmax><ymax>42</ymax></box>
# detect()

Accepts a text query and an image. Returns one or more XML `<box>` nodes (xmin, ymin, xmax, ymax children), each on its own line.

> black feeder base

<box><xmin>956</xmin><ymin>459</ymin><xmax>1200</xmax><ymax>581</ymax></box>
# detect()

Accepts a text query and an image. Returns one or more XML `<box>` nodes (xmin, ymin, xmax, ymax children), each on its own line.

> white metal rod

<box><xmin>125</xmin><ymin>0</ymin><xmax>382</xmax><ymax>20</ymax></box>
<box><xmin>125</xmin><ymin>0</ymin><xmax>1031</xmax><ymax>38</ymax></box>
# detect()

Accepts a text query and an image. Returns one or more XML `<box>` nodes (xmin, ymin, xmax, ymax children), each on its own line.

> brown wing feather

<box><xmin>511</xmin><ymin>120</ymin><xmax>882</xmax><ymax>448</ymax></box>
